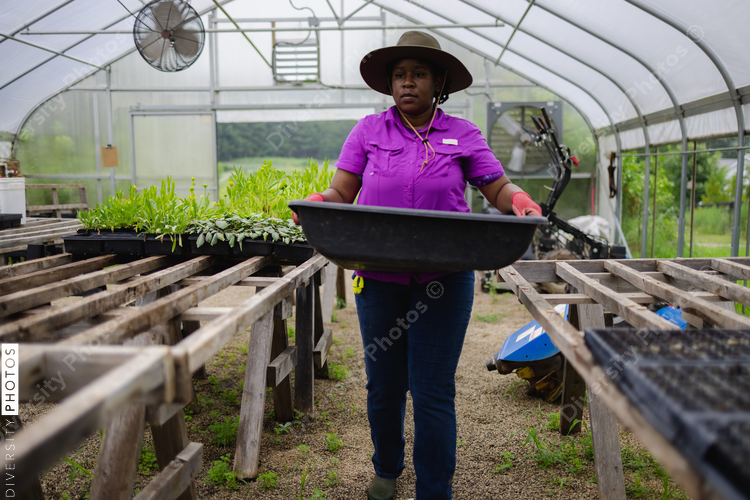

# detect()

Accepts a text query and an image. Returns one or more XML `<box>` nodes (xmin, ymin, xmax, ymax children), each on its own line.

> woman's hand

<box><xmin>293</xmin><ymin>193</ymin><xmax>325</xmax><ymax>225</ymax></box>
<box><xmin>511</xmin><ymin>191</ymin><xmax>542</xmax><ymax>217</ymax></box>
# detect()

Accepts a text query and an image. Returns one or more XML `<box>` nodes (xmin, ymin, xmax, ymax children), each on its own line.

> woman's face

<box><xmin>390</xmin><ymin>58</ymin><xmax>443</xmax><ymax>117</ymax></box>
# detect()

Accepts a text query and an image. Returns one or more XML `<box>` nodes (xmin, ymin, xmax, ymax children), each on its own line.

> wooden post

<box><xmin>51</xmin><ymin>187</ymin><xmax>61</xmax><ymax>218</ymax></box>
<box><xmin>270</xmin><ymin>313</ymin><xmax>294</xmax><ymax>423</ymax></box>
<box><xmin>321</xmin><ymin>264</ymin><xmax>338</xmax><ymax>323</ymax></box>
<box><xmin>313</xmin><ymin>271</ymin><xmax>329</xmax><ymax>379</ymax></box>
<box><xmin>0</xmin><ymin>416</ymin><xmax>44</xmax><ymax>500</ymax></box>
<box><xmin>336</xmin><ymin>266</ymin><xmax>346</xmax><ymax>306</ymax></box>
<box><xmin>181</xmin><ymin>320</ymin><xmax>206</xmax><ymax>380</ymax></box>
<box><xmin>578</xmin><ymin>302</ymin><xmax>626</xmax><ymax>500</ymax></box>
<box><xmin>294</xmin><ymin>278</ymin><xmax>315</xmax><ymax>417</ymax></box>
<box><xmin>234</xmin><ymin>312</ymin><xmax>275</xmax><ymax>478</ymax></box>
<box><xmin>150</xmin><ymin>412</ymin><xmax>195</xmax><ymax>500</ymax></box>
<box><xmin>560</xmin><ymin>304</ymin><xmax>585</xmax><ymax>436</ymax></box>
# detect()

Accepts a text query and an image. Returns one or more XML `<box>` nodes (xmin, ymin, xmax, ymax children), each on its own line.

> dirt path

<box><xmin>35</xmin><ymin>274</ymin><xmax>684</xmax><ymax>499</ymax></box>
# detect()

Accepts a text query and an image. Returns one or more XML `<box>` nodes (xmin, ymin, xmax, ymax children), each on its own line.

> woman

<box><xmin>297</xmin><ymin>32</ymin><xmax>541</xmax><ymax>500</ymax></box>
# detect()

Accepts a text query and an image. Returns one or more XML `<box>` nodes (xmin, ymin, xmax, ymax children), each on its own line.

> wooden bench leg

<box><xmin>270</xmin><ymin>316</ymin><xmax>294</xmax><ymax>423</ymax></box>
<box><xmin>234</xmin><ymin>311</ymin><xmax>275</xmax><ymax>478</ymax></box>
<box><xmin>181</xmin><ymin>320</ymin><xmax>206</xmax><ymax>380</ymax></box>
<box><xmin>89</xmin><ymin>404</ymin><xmax>146</xmax><ymax>500</ymax></box>
<box><xmin>151</xmin><ymin>412</ymin><xmax>196</xmax><ymax>500</ymax></box>
<box><xmin>577</xmin><ymin>302</ymin><xmax>626</xmax><ymax>500</ymax></box>
<box><xmin>294</xmin><ymin>279</ymin><xmax>315</xmax><ymax>418</ymax></box>
<box><xmin>313</xmin><ymin>272</ymin><xmax>329</xmax><ymax>379</ymax></box>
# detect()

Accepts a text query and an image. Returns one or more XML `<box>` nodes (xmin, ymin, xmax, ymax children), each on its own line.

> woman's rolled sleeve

<box><xmin>335</xmin><ymin>120</ymin><xmax>367</xmax><ymax>175</ymax></box>
<box><xmin>463</xmin><ymin>126</ymin><xmax>505</xmax><ymax>181</ymax></box>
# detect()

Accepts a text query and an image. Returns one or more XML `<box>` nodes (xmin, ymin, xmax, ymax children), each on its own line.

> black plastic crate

<box><xmin>144</xmin><ymin>234</ymin><xmax>187</xmax><ymax>255</ymax></box>
<box><xmin>274</xmin><ymin>241</ymin><xmax>315</xmax><ymax>262</ymax></box>
<box><xmin>585</xmin><ymin>328</ymin><xmax>750</xmax><ymax>500</ymax></box>
<box><xmin>0</xmin><ymin>214</ymin><xmax>22</xmax><ymax>229</ymax></box>
<box><xmin>100</xmin><ymin>231</ymin><xmax>145</xmax><ymax>255</ymax></box>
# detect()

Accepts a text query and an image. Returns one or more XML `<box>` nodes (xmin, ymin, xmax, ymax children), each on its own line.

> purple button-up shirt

<box><xmin>335</xmin><ymin>106</ymin><xmax>505</xmax><ymax>285</ymax></box>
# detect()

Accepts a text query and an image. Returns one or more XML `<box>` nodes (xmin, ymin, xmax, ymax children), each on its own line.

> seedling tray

<box><xmin>289</xmin><ymin>200</ymin><xmax>546</xmax><ymax>272</ymax></box>
<box><xmin>188</xmin><ymin>234</ymin><xmax>232</xmax><ymax>255</ymax></box>
<box><xmin>62</xmin><ymin>234</ymin><xmax>104</xmax><ymax>255</ymax></box>
<box><xmin>100</xmin><ymin>231</ymin><xmax>145</xmax><ymax>255</ymax></box>
<box><xmin>0</xmin><ymin>214</ymin><xmax>22</xmax><ymax>229</ymax></box>
<box><xmin>144</xmin><ymin>234</ymin><xmax>187</xmax><ymax>255</ymax></box>
<box><xmin>236</xmin><ymin>239</ymin><xmax>275</xmax><ymax>257</ymax></box>
<box><xmin>585</xmin><ymin>328</ymin><xmax>750</xmax><ymax>500</ymax></box>
<box><xmin>274</xmin><ymin>241</ymin><xmax>315</xmax><ymax>262</ymax></box>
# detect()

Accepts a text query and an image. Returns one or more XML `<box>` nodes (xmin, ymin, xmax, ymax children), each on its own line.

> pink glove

<box><xmin>511</xmin><ymin>192</ymin><xmax>542</xmax><ymax>217</ymax></box>
<box><xmin>293</xmin><ymin>193</ymin><xmax>326</xmax><ymax>225</ymax></box>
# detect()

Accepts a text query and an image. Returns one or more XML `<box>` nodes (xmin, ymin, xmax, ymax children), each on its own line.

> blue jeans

<box><xmin>354</xmin><ymin>271</ymin><xmax>475</xmax><ymax>500</ymax></box>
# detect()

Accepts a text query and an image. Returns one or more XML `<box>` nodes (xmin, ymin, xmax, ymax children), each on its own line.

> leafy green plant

<box><xmin>209</xmin><ymin>416</ymin><xmax>239</xmax><ymax>446</ymax></box>
<box><xmin>325</xmin><ymin>469</ymin><xmax>340</xmax><ymax>486</ymax></box>
<box><xmin>288</xmin><ymin>326</ymin><xmax>296</xmax><ymax>342</ymax></box>
<box><xmin>626</xmin><ymin>473</ymin><xmax>652</xmax><ymax>498</ymax></box>
<box><xmin>138</xmin><ymin>443</ymin><xmax>158</xmax><ymax>475</ymax></box>
<box><xmin>546</xmin><ymin>413</ymin><xmax>560</xmax><ymax>431</ymax></box>
<box><xmin>324</xmin><ymin>433</ymin><xmax>345</xmax><ymax>452</ymax></box>
<box><xmin>335</xmin><ymin>295</ymin><xmax>346</xmax><ymax>309</ymax></box>
<box><xmin>221</xmin><ymin>388</ymin><xmax>239</xmax><ymax>405</ymax></box>
<box><xmin>205</xmin><ymin>454</ymin><xmax>242</xmax><ymax>490</ymax></box>
<box><xmin>63</xmin><ymin>448</ymin><xmax>92</xmax><ymax>484</ymax></box>
<box><xmin>331</xmin><ymin>312</ymin><xmax>339</xmax><ymax>323</ymax></box>
<box><xmin>257</xmin><ymin>471</ymin><xmax>279</xmax><ymax>490</ymax></box>
<box><xmin>307</xmin><ymin>488</ymin><xmax>328</xmax><ymax>500</ymax></box>
<box><xmin>328</xmin><ymin>362</ymin><xmax>349</xmax><ymax>381</ymax></box>
<box><xmin>493</xmin><ymin>452</ymin><xmax>514</xmax><ymax>474</ymax></box>
<box><xmin>275</xmin><ymin>422</ymin><xmax>293</xmax><ymax>435</ymax></box>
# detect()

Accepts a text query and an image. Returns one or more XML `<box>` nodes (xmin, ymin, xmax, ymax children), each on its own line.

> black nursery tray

<box><xmin>0</xmin><ymin>214</ymin><xmax>22</xmax><ymax>229</ymax></box>
<box><xmin>585</xmin><ymin>328</ymin><xmax>750</xmax><ymax>500</ymax></box>
<box><xmin>188</xmin><ymin>234</ymin><xmax>232</xmax><ymax>256</ymax></box>
<box><xmin>274</xmin><ymin>241</ymin><xmax>316</xmax><ymax>262</ymax></box>
<box><xmin>100</xmin><ymin>231</ymin><xmax>145</xmax><ymax>255</ymax></box>
<box><xmin>144</xmin><ymin>234</ymin><xmax>187</xmax><ymax>255</ymax></box>
<box><xmin>289</xmin><ymin>200</ymin><xmax>546</xmax><ymax>272</ymax></box>
<box><xmin>62</xmin><ymin>233</ymin><xmax>103</xmax><ymax>255</ymax></box>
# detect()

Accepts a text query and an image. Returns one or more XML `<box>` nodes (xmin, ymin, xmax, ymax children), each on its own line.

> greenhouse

<box><xmin>1</xmin><ymin>1</ymin><xmax>749</xmax><ymax>499</ymax></box>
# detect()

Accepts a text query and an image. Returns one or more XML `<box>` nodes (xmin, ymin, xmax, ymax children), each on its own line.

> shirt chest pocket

<box><xmin>365</xmin><ymin>141</ymin><xmax>404</xmax><ymax>177</ymax></box>
<box><xmin>420</xmin><ymin>143</ymin><xmax>464</xmax><ymax>178</ymax></box>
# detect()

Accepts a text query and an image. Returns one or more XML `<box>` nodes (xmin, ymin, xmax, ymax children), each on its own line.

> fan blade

<box><xmin>497</xmin><ymin>113</ymin><xmax>523</xmax><ymax>139</ymax></box>
<box><xmin>507</xmin><ymin>142</ymin><xmax>527</xmax><ymax>172</ymax></box>
<box><xmin>139</xmin><ymin>31</ymin><xmax>165</xmax><ymax>61</ymax></box>
<box><xmin>152</xmin><ymin>1</ymin><xmax>184</xmax><ymax>30</ymax></box>
<box><xmin>172</xmin><ymin>26</ymin><xmax>201</xmax><ymax>59</ymax></box>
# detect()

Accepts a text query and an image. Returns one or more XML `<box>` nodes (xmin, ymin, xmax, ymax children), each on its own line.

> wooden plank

<box><xmin>500</xmin><ymin>265</ymin><xmax>722</xmax><ymax>500</ymax></box>
<box><xmin>0</xmin><ymin>220</ymin><xmax>80</xmax><ymax>238</ymax></box>
<box><xmin>542</xmin><ymin>290</ymin><xmax>728</xmax><ymax>305</ymax></box>
<box><xmin>294</xmin><ymin>271</ymin><xmax>316</xmax><ymax>417</ymax></box>
<box><xmin>499</xmin><ymin>257</ymin><xmax>750</xmax><ymax>283</ymax></box>
<box><xmin>555</xmin><ymin>262</ymin><xmax>680</xmax><ymax>331</ymax></box>
<box><xmin>321</xmin><ymin>263</ymin><xmax>338</xmax><ymax>322</ymax></box>
<box><xmin>235</xmin><ymin>312</ymin><xmax>275</xmax><ymax>478</ymax></box>
<box><xmin>169</xmin><ymin>275</ymin><xmax>282</xmax><ymax>287</ymax></box>
<box><xmin>0</xmin><ymin>256</ymin><xmax>207</xmax><ymax>341</ymax></box>
<box><xmin>0</xmin><ymin>222</ymin><xmax>81</xmax><ymax>242</ymax></box>
<box><xmin>172</xmin><ymin>255</ymin><xmax>327</xmax><ymax>374</ymax></box>
<box><xmin>150</xmin><ymin>410</ymin><xmax>195</xmax><ymax>500</ymax></box>
<box><xmin>0</xmin><ymin>254</ymin><xmax>116</xmax><ymax>296</ymax></box>
<box><xmin>0</xmin><ymin>227</ymin><xmax>82</xmax><ymax>249</ymax></box>
<box><xmin>559</xmin><ymin>303</ymin><xmax>585</xmax><ymax>436</ymax></box>
<box><xmin>133</xmin><ymin>442</ymin><xmax>202</xmax><ymax>500</ymax></box>
<box><xmin>0</xmin><ymin>255</ymin><xmax>166</xmax><ymax>319</ymax></box>
<box><xmin>658</xmin><ymin>260</ymin><xmax>750</xmax><ymax>307</ymax></box>
<box><xmin>178</xmin><ymin>307</ymin><xmax>232</xmax><ymax>322</ymax></box>
<box><xmin>0</xmin><ymin>253</ymin><xmax>72</xmax><ymax>279</ymax></box>
<box><xmin>2</xmin><ymin>349</ymin><xmax>171</xmax><ymax>491</ymax></box>
<box><xmin>576</xmin><ymin>301</ymin><xmax>626</xmax><ymax>500</ymax></box>
<box><xmin>313</xmin><ymin>328</ymin><xmax>333</xmax><ymax>370</ymax></box>
<box><xmin>26</xmin><ymin>203</ymin><xmax>88</xmax><ymax>212</ymax></box>
<box><xmin>605</xmin><ymin>260</ymin><xmax>750</xmax><ymax>329</ymax></box>
<box><xmin>313</xmin><ymin>271</ymin><xmax>329</xmax><ymax>378</ymax></box>
<box><xmin>711</xmin><ymin>258</ymin><xmax>750</xmax><ymax>280</ymax></box>
<box><xmin>336</xmin><ymin>266</ymin><xmax>347</xmax><ymax>306</ymax></box>
<box><xmin>26</xmin><ymin>183</ymin><xmax>86</xmax><ymax>189</ymax></box>
<box><xmin>266</xmin><ymin>346</ymin><xmax>297</xmax><ymax>388</ymax></box>
<box><xmin>62</xmin><ymin>256</ymin><xmax>270</xmax><ymax>347</ymax></box>
<box><xmin>274</xmin><ymin>295</ymin><xmax>294</xmax><ymax>320</ymax></box>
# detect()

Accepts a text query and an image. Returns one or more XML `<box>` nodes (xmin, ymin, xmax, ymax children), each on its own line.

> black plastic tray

<box><xmin>236</xmin><ymin>239</ymin><xmax>275</xmax><ymax>257</ymax></box>
<box><xmin>275</xmin><ymin>241</ymin><xmax>316</xmax><ymax>262</ymax></box>
<box><xmin>144</xmin><ymin>234</ymin><xmax>187</xmax><ymax>255</ymax></box>
<box><xmin>188</xmin><ymin>234</ymin><xmax>233</xmax><ymax>255</ymax></box>
<box><xmin>585</xmin><ymin>328</ymin><xmax>750</xmax><ymax>500</ymax></box>
<box><xmin>289</xmin><ymin>200</ymin><xmax>546</xmax><ymax>272</ymax></box>
<box><xmin>100</xmin><ymin>232</ymin><xmax>145</xmax><ymax>255</ymax></box>
<box><xmin>62</xmin><ymin>234</ymin><xmax>104</xmax><ymax>255</ymax></box>
<box><xmin>0</xmin><ymin>214</ymin><xmax>22</xmax><ymax>229</ymax></box>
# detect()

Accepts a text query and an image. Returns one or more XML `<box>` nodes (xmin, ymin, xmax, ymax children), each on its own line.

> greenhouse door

<box><xmin>130</xmin><ymin>112</ymin><xmax>217</xmax><ymax>199</ymax></box>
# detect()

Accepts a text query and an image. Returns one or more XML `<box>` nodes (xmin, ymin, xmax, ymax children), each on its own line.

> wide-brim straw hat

<box><xmin>360</xmin><ymin>31</ymin><xmax>473</xmax><ymax>96</ymax></box>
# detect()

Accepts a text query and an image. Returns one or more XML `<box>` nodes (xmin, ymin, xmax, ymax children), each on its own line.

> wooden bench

<box><xmin>26</xmin><ymin>183</ymin><xmax>89</xmax><ymax>218</ymax></box>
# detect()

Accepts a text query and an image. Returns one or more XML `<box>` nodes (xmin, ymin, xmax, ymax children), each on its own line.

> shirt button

<box><xmin>410</xmin><ymin>161</ymin><xmax>413</xmax><ymax>164</ymax></box>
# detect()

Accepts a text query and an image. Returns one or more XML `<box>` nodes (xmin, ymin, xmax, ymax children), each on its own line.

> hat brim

<box><xmin>360</xmin><ymin>45</ymin><xmax>473</xmax><ymax>96</ymax></box>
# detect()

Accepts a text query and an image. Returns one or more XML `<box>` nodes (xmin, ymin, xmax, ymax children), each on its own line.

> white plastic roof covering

<box><xmin>2</xmin><ymin>0</ymin><xmax>749</xmax><ymax>143</ymax></box>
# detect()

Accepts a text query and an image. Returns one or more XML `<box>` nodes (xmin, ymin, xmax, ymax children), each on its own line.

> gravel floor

<box><xmin>29</xmin><ymin>273</ymin><xmax>686</xmax><ymax>499</ymax></box>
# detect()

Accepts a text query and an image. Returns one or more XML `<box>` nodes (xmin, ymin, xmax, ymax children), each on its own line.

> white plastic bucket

<box><xmin>0</xmin><ymin>178</ymin><xmax>26</xmax><ymax>225</ymax></box>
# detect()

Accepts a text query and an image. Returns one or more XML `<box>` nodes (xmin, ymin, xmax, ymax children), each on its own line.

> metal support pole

<box><xmin>689</xmin><ymin>141</ymin><xmax>697</xmax><ymax>257</ymax></box>
<box><xmin>92</xmin><ymin>94</ymin><xmax>102</xmax><ymax>203</ymax></box>
<box><xmin>106</xmin><ymin>67</ymin><xmax>115</xmax><ymax>196</ymax></box>
<box><xmin>650</xmin><ymin>147</ymin><xmax>658</xmax><ymax>258</ymax></box>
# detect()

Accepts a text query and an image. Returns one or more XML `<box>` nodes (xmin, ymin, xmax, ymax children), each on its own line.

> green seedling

<box><xmin>324</xmin><ymin>433</ymin><xmax>345</xmax><ymax>452</ymax></box>
<box><xmin>335</xmin><ymin>295</ymin><xmax>346</xmax><ymax>309</ymax></box>
<box><xmin>209</xmin><ymin>416</ymin><xmax>239</xmax><ymax>446</ymax></box>
<box><xmin>456</xmin><ymin>439</ymin><xmax>466</xmax><ymax>447</ymax></box>
<box><xmin>138</xmin><ymin>443</ymin><xmax>158</xmax><ymax>475</ymax></box>
<box><xmin>626</xmin><ymin>473</ymin><xmax>652</xmax><ymax>498</ymax></box>
<box><xmin>325</xmin><ymin>469</ymin><xmax>340</xmax><ymax>486</ymax></box>
<box><xmin>205</xmin><ymin>454</ymin><xmax>243</xmax><ymax>490</ymax></box>
<box><xmin>275</xmin><ymin>422</ymin><xmax>293</xmax><ymax>435</ymax></box>
<box><xmin>257</xmin><ymin>471</ymin><xmax>279</xmax><ymax>490</ymax></box>
<box><xmin>328</xmin><ymin>362</ymin><xmax>349</xmax><ymax>381</ymax></box>
<box><xmin>331</xmin><ymin>312</ymin><xmax>339</xmax><ymax>323</ymax></box>
<box><xmin>288</xmin><ymin>326</ymin><xmax>296</xmax><ymax>341</ymax></box>
<box><xmin>493</xmin><ymin>452</ymin><xmax>514</xmax><ymax>474</ymax></box>
<box><xmin>307</xmin><ymin>487</ymin><xmax>328</xmax><ymax>499</ymax></box>
<box><xmin>546</xmin><ymin>412</ymin><xmax>560</xmax><ymax>431</ymax></box>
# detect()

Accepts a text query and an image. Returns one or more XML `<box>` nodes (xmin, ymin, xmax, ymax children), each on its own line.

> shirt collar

<box><xmin>388</xmin><ymin>105</ymin><xmax>450</xmax><ymax>133</ymax></box>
